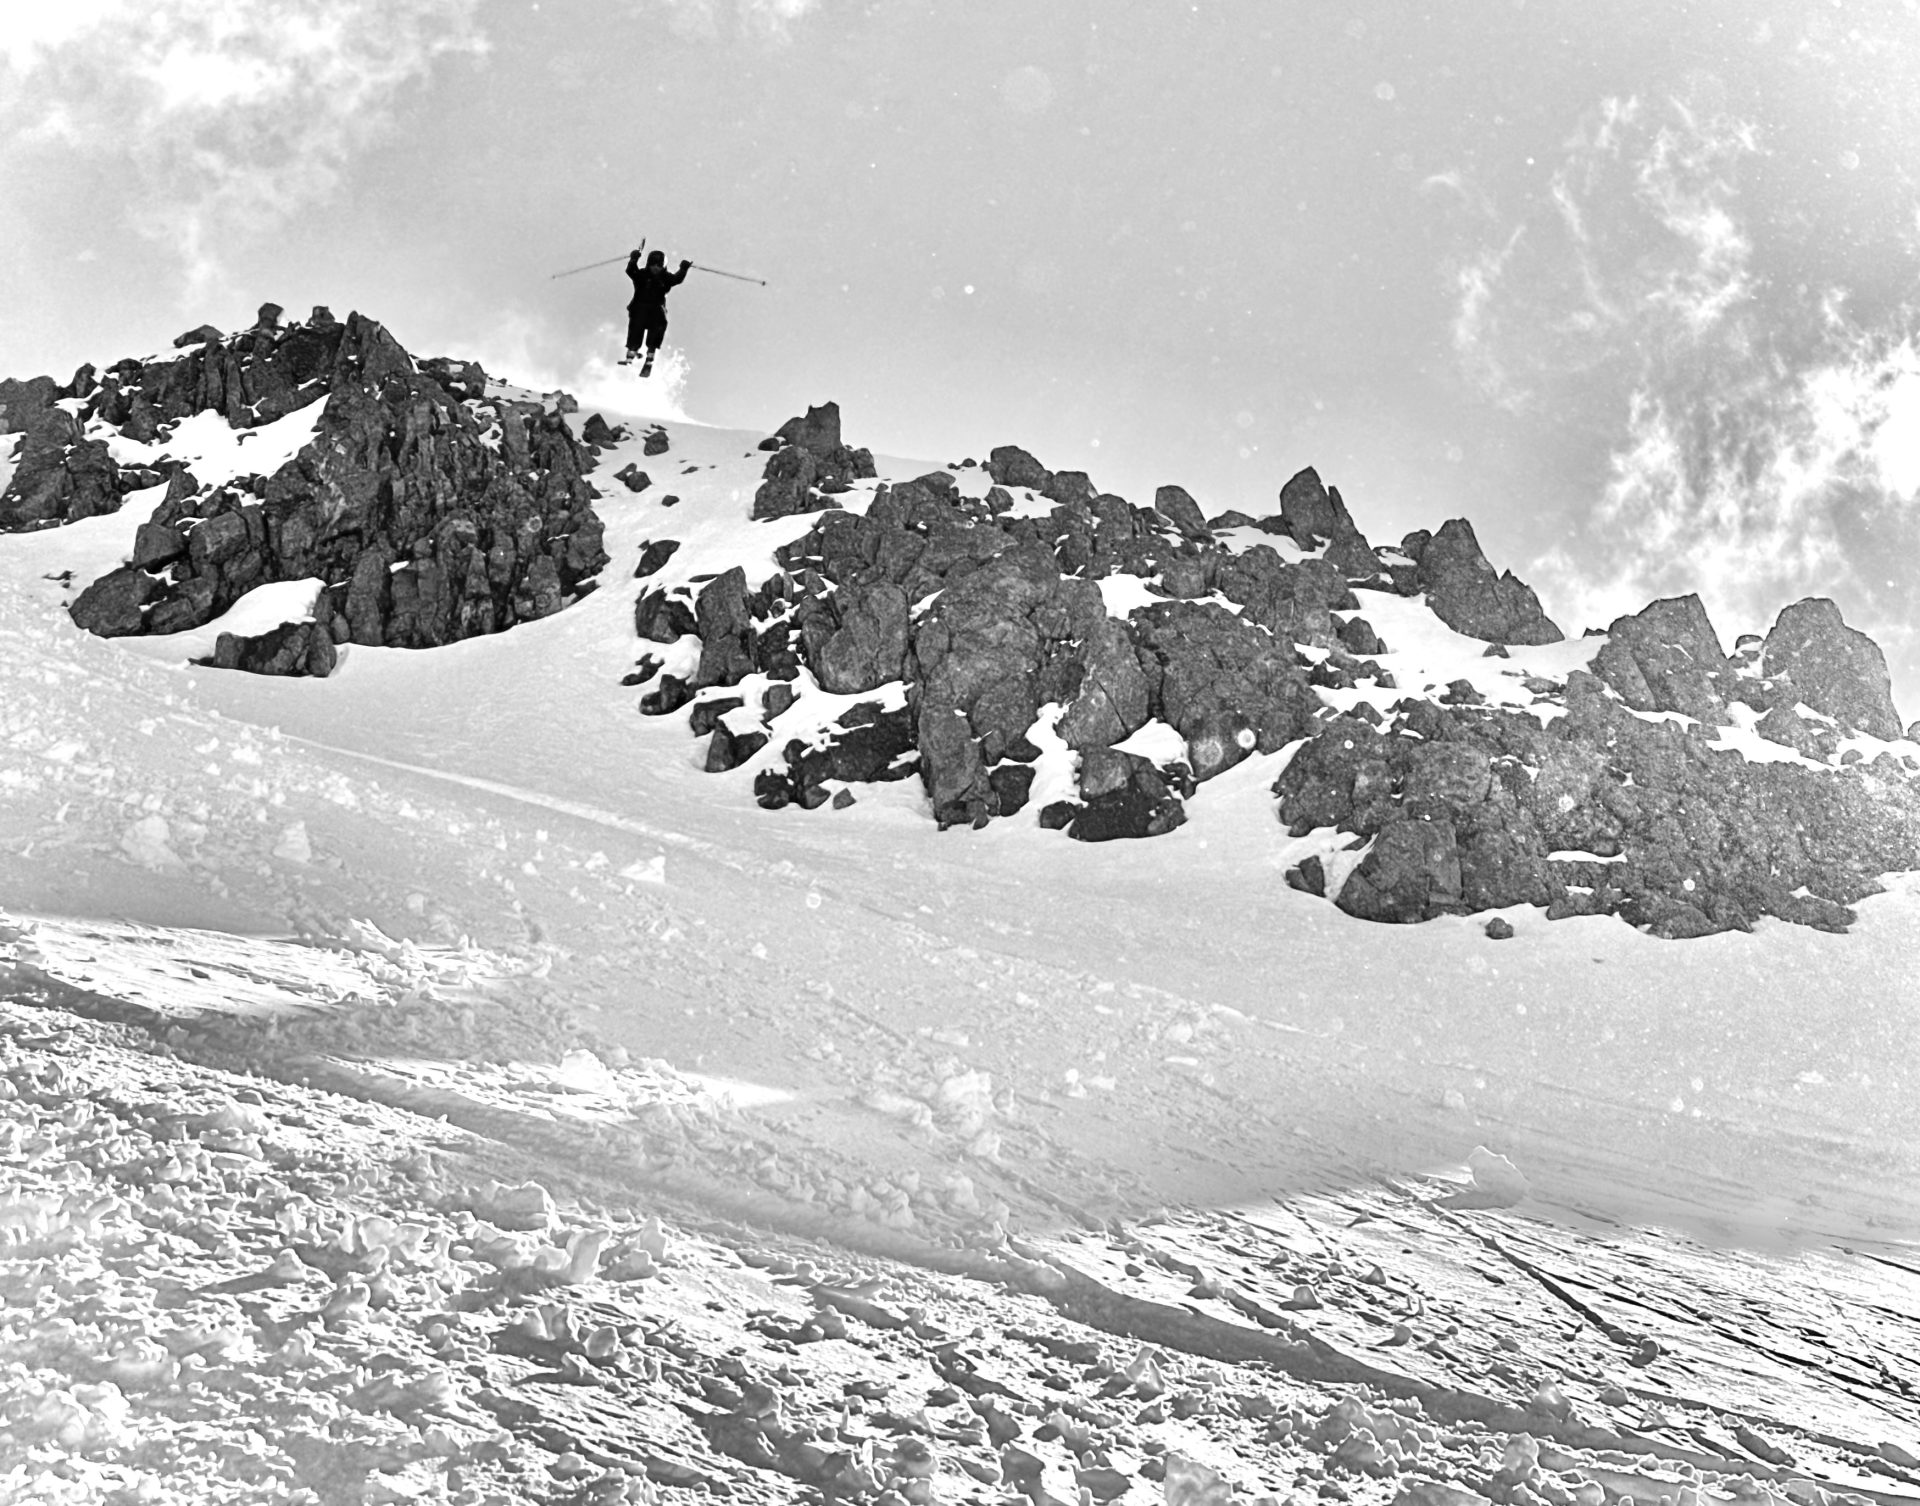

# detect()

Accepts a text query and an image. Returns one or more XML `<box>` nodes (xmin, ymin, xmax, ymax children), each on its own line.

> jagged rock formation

<box><xmin>639</xmin><ymin>408</ymin><xmax>1920</xmax><ymax>936</ymax></box>
<box><xmin>751</xmin><ymin>403</ymin><xmax>877</xmax><ymax>520</ymax></box>
<box><xmin>3</xmin><ymin>306</ymin><xmax>607</xmax><ymax>674</ymax></box>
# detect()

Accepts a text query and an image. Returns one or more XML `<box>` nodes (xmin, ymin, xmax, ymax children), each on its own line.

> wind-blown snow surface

<box><xmin>4</xmin><ymin>391</ymin><xmax>1920</xmax><ymax>1502</ymax></box>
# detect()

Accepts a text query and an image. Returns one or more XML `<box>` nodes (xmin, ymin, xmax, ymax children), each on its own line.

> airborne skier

<box><xmin>624</xmin><ymin>248</ymin><xmax>691</xmax><ymax>375</ymax></box>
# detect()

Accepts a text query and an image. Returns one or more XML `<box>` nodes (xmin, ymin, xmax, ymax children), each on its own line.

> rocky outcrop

<box><xmin>198</xmin><ymin>618</ymin><xmax>339</xmax><ymax>678</ymax></box>
<box><xmin>0</xmin><ymin>373</ymin><xmax>123</xmax><ymax>530</ymax></box>
<box><xmin>987</xmin><ymin>445</ymin><xmax>1049</xmax><ymax>491</ymax></box>
<box><xmin>1590</xmin><ymin>595</ymin><xmax>1730</xmax><ymax>723</ymax></box>
<box><xmin>1407</xmin><ymin>519</ymin><xmax>1562</xmax><ymax>646</ymax></box>
<box><xmin>1276</xmin><ymin>467</ymin><xmax>1383</xmax><ymax>582</ymax></box>
<box><xmin>1759</xmin><ymin>597</ymin><xmax>1903</xmax><ymax>741</ymax></box>
<box><xmin>1272</xmin><ymin>637</ymin><xmax>1920</xmax><ymax>935</ymax></box>
<box><xmin>1152</xmin><ymin>485</ymin><xmax>1210</xmax><ymax>542</ymax></box>
<box><xmin>648</xmin><ymin>427</ymin><xmax>1406</xmax><ymax>835</ymax></box>
<box><xmin>751</xmin><ymin>402</ymin><xmax>876</xmax><ymax>520</ymax></box>
<box><xmin>34</xmin><ymin>310</ymin><xmax>607</xmax><ymax>658</ymax></box>
<box><xmin>629</xmin><ymin>412</ymin><xmax>1919</xmax><ymax>935</ymax></box>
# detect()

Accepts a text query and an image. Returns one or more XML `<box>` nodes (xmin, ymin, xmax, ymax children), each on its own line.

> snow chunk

<box><xmin>1096</xmin><ymin>573</ymin><xmax>1164</xmax><ymax>618</ymax></box>
<box><xmin>1023</xmin><ymin>703</ymin><xmax>1079</xmax><ymax>814</ymax></box>
<box><xmin>621</xmin><ymin>853</ymin><xmax>667</xmax><ymax>884</ymax></box>
<box><xmin>1111</xmin><ymin>718</ymin><xmax>1188</xmax><ymax>767</ymax></box>
<box><xmin>119</xmin><ymin>815</ymin><xmax>183</xmax><ymax>870</ymax></box>
<box><xmin>272</xmin><ymin>821</ymin><xmax>312</xmax><ymax>864</ymax></box>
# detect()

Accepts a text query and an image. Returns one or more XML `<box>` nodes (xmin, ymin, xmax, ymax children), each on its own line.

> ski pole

<box><xmin>549</xmin><ymin>239</ymin><xmax>645</xmax><ymax>281</ymax></box>
<box><xmin>688</xmin><ymin>263</ymin><xmax>767</xmax><ymax>287</ymax></box>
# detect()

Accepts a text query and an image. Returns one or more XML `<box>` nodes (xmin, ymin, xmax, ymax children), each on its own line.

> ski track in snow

<box><xmin>4</xmin><ymin>387</ymin><xmax>1920</xmax><ymax>1503</ymax></box>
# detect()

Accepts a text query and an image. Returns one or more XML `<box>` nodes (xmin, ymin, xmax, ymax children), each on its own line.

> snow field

<box><xmin>5</xmin><ymin>385</ymin><xmax>1920</xmax><ymax>1503</ymax></box>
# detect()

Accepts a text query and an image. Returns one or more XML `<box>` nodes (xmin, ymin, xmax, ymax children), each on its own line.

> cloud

<box><xmin>0</xmin><ymin>1</ymin><xmax>486</xmax><ymax>293</ymax></box>
<box><xmin>1450</xmin><ymin>226</ymin><xmax>1530</xmax><ymax>412</ymax></box>
<box><xmin>630</xmin><ymin>0</ymin><xmax>823</xmax><ymax>43</ymax></box>
<box><xmin>1452</xmin><ymin>81</ymin><xmax>1920</xmax><ymax>712</ymax></box>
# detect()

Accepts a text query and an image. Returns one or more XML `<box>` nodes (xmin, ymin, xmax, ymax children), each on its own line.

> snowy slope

<box><xmin>4</xmin><ymin>381</ymin><xmax>1920</xmax><ymax>1503</ymax></box>
<box><xmin>5</xmin><ymin>383</ymin><xmax>1918</xmax><ymax>1218</ymax></box>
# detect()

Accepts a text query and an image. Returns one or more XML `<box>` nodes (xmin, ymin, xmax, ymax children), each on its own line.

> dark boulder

<box><xmin>417</xmin><ymin>357</ymin><xmax>488</xmax><ymax>402</ymax></box>
<box><xmin>1337</xmin><ymin>615</ymin><xmax>1385</xmax><ymax>657</ymax></box>
<box><xmin>691</xmin><ymin>567</ymin><xmax>755</xmax><ymax>689</ymax></box>
<box><xmin>759</xmin><ymin>701</ymin><xmax>920</xmax><ymax>809</ymax></box>
<box><xmin>810</xmin><ymin>580</ymin><xmax>910</xmax><ymax>694</ymax></box>
<box><xmin>614</xmin><ymin>464</ymin><xmax>651</xmax><ymax>492</ymax></box>
<box><xmin>0</xmin><ymin>375</ymin><xmax>58</xmax><ymax>433</ymax></box>
<box><xmin>200</xmin><ymin>619</ymin><xmax>337</xmax><ymax>678</ymax></box>
<box><xmin>1133</xmin><ymin>601</ymin><xmax>1318</xmax><ymax>764</ymax></box>
<box><xmin>640</xmin><ymin>674</ymin><xmax>693</xmax><ymax>715</ymax></box>
<box><xmin>1414</xmin><ymin>518</ymin><xmax>1562</xmax><ymax>646</ymax></box>
<box><xmin>752</xmin><ymin>445</ymin><xmax>826</xmax><ymax>521</ymax></box>
<box><xmin>1055</xmin><ymin>616</ymin><xmax>1150</xmax><ymax>752</ymax></box>
<box><xmin>987</xmin><ymin>445</ymin><xmax>1049</xmax><ymax>491</ymax></box>
<box><xmin>132</xmin><ymin>521</ymin><xmax>188</xmax><ymax>568</ymax></box>
<box><xmin>0</xmin><ymin>377</ymin><xmax>123</xmax><ymax>531</ymax></box>
<box><xmin>1336</xmin><ymin>818</ymin><xmax>1464</xmax><ymax>922</ymax></box>
<box><xmin>706</xmin><ymin>724</ymin><xmax>768</xmax><ymax>772</ymax></box>
<box><xmin>774</xmin><ymin>403</ymin><xmax>842</xmax><ymax>457</ymax></box>
<box><xmin>1760</xmin><ymin>597</ymin><xmax>1903</xmax><ymax>740</ymax></box>
<box><xmin>173</xmin><ymin>325</ymin><xmax>224</xmax><ymax>348</ymax></box>
<box><xmin>1067</xmin><ymin>756</ymin><xmax>1186</xmax><ymax>842</ymax></box>
<box><xmin>634</xmin><ymin>539</ymin><xmax>680</xmax><ymax>580</ymax></box>
<box><xmin>1284</xmin><ymin>855</ymin><xmax>1327</xmax><ymax>896</ymax></box>
<box><xmin>918</xmin><ymin>699</ymin><xmax>990</xmax><ymax>828</ymax></box>
<box><xmin>1042</xmin><ymin>470</ymin><xmax>1097</xmax><ymax>508</ymax></box>
<box><xmin>1590</xmin><ymin>595</ymin><xmax>1729</xmax><ymax>724</ymax></box>
<box><xmin>1153</xmin><ymin>485</ymin><xmax>1211</xmax><ymax>541</ymax></box>
<box><xmin>988</xmin><ymin>763</ymin><xmax>1034</xmax><ymax>815</ymax></box>
<box><xmin>68</xmin><ymin>566</ymin><xmax>153</xmax><ymax>637</ymax></box>
<box><xmin>688</xmin><ymin>696</ymin><xmax>745</xmax><ymax>738</ymax></box>
<box><xmin>1213</xmin><ymin>548</ymin><xmax>1355</xmax><ymax>646</ymax></box>
<box><xmin>582</xmin><ymin>412</ymin><xmax>624</xmax><ymax>447</ymax></box>
<box><xmin>1276</xmin><ymin>467</ymin><xmax>1383</xmax><ymax>581</ymax></box>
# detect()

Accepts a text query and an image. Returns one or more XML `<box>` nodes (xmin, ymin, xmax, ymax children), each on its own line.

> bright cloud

<box><xmin>0</xmin><ymin>0</ymin><xmax>486</xmax><ymax>293</ymax></box>
<box><xmin>1454</xmin><ymin>82</ymin><xmax>1920</xmax><ymax>715</ymax></box>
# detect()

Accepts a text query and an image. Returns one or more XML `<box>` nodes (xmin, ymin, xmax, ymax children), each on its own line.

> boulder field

<box><xmin>638</xmin><ymin>403</ymin><xmax>1920</xmax><ymax>938</ymax></box>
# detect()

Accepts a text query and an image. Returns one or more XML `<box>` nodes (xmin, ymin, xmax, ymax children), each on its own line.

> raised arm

<box><xmin>671</xmin><ymin>260</ymin><xmax>691</xmax><ymax>287</ymax></box>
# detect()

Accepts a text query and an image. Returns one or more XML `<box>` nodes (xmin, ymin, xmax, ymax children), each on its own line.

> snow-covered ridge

<box><xmin>5</xmin><ymin>320</ymin><xmax>1919</xmax><ymax>937</ymax></box>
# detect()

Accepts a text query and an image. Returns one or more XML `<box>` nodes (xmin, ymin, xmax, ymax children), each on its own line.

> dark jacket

<box><xmin>627</xmin><ymin>255</ymin><xmax>690</xmax><ymax>314</ymax></box>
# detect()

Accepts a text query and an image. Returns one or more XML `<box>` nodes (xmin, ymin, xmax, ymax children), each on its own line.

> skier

<box><xmin>624</xmin><ymin>247</ymin><xmax>691</xmax><ymax>375</ymax></box>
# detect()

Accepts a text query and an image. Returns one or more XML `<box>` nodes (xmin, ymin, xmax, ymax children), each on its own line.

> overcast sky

<box><xmin>5</xmin><ymin>0</ymin><xmax>1920</xmax><ymax>716</ymax></box>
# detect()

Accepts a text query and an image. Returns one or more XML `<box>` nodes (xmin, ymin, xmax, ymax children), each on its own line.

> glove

<box><xmin>680</xmin><ymin>259</ymin><xmax>692</xmax><ymax>270</ymax></box>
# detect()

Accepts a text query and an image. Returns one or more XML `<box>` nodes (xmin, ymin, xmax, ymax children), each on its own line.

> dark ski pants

<box><xmin>626</xmin><ymin>308</ymin><xmax>667</xmax><ymax>354</ymax></box>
